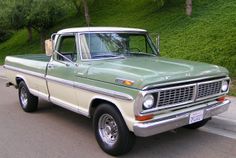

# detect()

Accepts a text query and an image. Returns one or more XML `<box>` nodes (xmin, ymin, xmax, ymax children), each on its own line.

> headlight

<box><xmin>143</xmin><ymin>94</ymin><xmax>155</xmax><ymax>109</ymax></box>
<box><xmin>221</xmin><ymin>80</ymin><xmax>229</xmax><ymax>92</ymax></box>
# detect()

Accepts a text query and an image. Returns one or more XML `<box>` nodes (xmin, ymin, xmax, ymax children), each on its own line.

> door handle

<box><xmin>48</xmin><ymin>64</ymin><xmax>55</xmax><ymax>69</ymax></box>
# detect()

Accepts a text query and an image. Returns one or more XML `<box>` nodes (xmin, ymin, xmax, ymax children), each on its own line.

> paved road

<box><xmin>0</xmin><ymin>79</ymin><xmax>236</xmax><ymax>158</ymax></box>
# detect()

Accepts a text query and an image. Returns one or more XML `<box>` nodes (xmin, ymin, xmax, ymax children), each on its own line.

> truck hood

<box><xmin>86</xmin><ymin>57</ymin><xmax>228</xmax><ymax>89</ymax></box>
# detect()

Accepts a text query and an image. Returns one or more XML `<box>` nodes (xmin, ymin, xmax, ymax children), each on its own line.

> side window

<box><xmin>129</xmin><ymin>35</ymin><xmax>146</xmax><ymax>53</ymax></box>
<box><xmin>57</xmin><ymin>36</ymin><xmax>77</xmax><ymax>62</ymax></box>
<box><xmin>129</xmin><ymin>35</ymin><xmax>154</xmax><ymax>54</ymax></box>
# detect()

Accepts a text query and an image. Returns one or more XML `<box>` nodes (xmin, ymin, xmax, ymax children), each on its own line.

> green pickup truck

<box><xmin>4</xmin><ymin>27</ymin><xmax>231</xmax><ymax>156</ymax></box>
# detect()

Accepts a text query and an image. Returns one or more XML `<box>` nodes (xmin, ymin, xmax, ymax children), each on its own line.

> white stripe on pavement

<box><xmin>200</xmin><ymin>126</ymin><xmax>236</xmax><ymax>140</ymax></box>
<box><xmin>214</xmin><ymin>116</ymin><xmax>236</xmax><ymax>124</ymax></box>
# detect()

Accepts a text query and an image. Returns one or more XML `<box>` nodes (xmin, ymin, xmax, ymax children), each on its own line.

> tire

<box><xmin>18</xmin><ymin>81</ymin><xmax>38</xmax><ymax>112</ymax></box>
<box><xmin>185</xmin><ymin>118</ymin><xmax>211</xmax><ymax>129</ymax></box>
<box><xmin>93</xmin><ymin>103</ymin><xmax>135</xmax><ymax>156</ymax></box>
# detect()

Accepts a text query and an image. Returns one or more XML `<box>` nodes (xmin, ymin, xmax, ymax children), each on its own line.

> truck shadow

<box><xmin>124</xmin><ymin>128</ymin><xmax>235</xmax><ymax>158</ymax></box>
<box><xmin>36</xmin><ymin>99</ymin><xmax>93</xmax><ymax>135</ymax></box>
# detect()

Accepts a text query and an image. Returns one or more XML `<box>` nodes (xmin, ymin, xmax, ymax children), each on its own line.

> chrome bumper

<box><xmin>133</xmin><ymin>99</ymin><xmax>231</xmax><ymax>137</ymax></box>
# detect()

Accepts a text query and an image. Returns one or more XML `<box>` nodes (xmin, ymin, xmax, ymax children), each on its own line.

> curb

<box><xmin>0</xmin><ymin>66</ymin><xmax>6</xmax><ymax>80</ymax></box>
<box><xmin>206</xmin><ymin>116</ymin><xmax>236</xmax><ymax>133</ymax></box>
<box><xmin>205</xmin><ymin>97</ymin><xmax>236</xmax><ymax>133</ymax></box>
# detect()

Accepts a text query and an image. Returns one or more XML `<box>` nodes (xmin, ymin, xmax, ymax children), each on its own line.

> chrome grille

<box><xmin>157</xmin><ymin>85</ymin><xmax>195</xmax><ymax>107</ymax></box>
<box><xmin>155</xmin><ymin>79</ymin><xmax>225</xmax><ymax>110</ymax></box>
<box><xmin>197</xmin><ymin>81</ymin><xmax>222</xmax><ymax>99</ymax></box>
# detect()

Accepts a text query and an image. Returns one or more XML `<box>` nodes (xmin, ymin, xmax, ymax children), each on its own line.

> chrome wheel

<box><xmin>94</xmin><ymin>104</ymin><xmax>135</xmax><ymax>155</ymax></box>
<box><xmin>18</xmin><ymin>81</ymin><xmax>38</xmax><ymax>112</ymax></box>
<box><xmin>98</xmin><ymin>114</ymin><xmax>119</xmax><ymax>146</ymax></box>
<box><xmin>20</xmin><ymin>87</ymin><xmax>28</xmax><ymax>108</ymax></box>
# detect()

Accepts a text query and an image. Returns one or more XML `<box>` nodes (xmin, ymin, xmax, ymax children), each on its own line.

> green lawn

<box><xmin>229</xmin><ymin>78</ymin><xmax>236</xmax><ymax>96</ymax></box>
<box><xmin>0</xmin><ymin>0</ymin><xmax>235</xmax><ymax>95</ymax></box>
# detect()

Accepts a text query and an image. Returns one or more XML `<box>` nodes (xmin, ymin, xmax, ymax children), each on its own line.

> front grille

<box><xmin>154</xmin><ymin>79</ymin><xmax>225</xmax><ymax>110</ymax></box>
<box><xmin>157</xmin><ymin>85</ymin><xmax>195</xmax><ymax>107</ymax></box>
<box><xmin>196</xmin><ymin>81</ymin><xmax>222</xmax><ymax>99</ymax></box>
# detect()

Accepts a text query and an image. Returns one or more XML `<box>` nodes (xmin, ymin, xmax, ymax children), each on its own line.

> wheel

<box><xmin>18</xmin><ymin>81</ymin><xmax>38</xmax><ymax>112</ymax></box>
<box><xmin>185</xmin><ymin>118</ymin><xmax>211</xmax><ymax>129</ymax></box>
<box><xmin>93</xmin><ymin>103</ymin><xmax>135</xmax><ymax>156</ymax></box>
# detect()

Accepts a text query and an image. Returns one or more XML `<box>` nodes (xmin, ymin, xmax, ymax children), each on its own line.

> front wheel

<box><xmin>93</xmin><ymin>104</ymin><xmax>135</xmax><ymax>156</ymax></box>
<box><xmin>18</xmin><ymin>81</ymin><xmax>38</xmax><ymax>112</ymax></box>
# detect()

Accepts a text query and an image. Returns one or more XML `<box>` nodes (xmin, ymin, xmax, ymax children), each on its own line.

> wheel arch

<box><xmin>15</xmin><ymin>75</ymin><xmax>28</xmax><ymax>88</ymax></box>
<box><xmin>88</xmin><ymin>96</ymin><xmax>134</xmax><ymax>132</ymax></box>
<box><xmin>89</xmin><ymin>98</ymin><xmax>121</xmax><ymax>118</ymax></box>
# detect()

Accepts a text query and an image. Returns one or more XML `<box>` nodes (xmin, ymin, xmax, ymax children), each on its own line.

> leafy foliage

<box><xmin>0</xmin><ymin>0</ymin><xmax>235</xmax><ymax>78</ymax></box>
<box><xmin>0</xmin><ymin>0</ymin><xmax>235</xmax><ymax>95</ymax></box>
<box><xmin>8</xmin><ymin>2</ymin><xmax>29</xmax><ymax>30</ymax></box>
<box><xmin>28</xmin><ymin>0</ymin><xmax>65</xmax><ymax>33</ymax></box>
<box><xmin>0</xmin><ymin>0</ymin><xmax>66</xmax><ymax>49</ymax></box>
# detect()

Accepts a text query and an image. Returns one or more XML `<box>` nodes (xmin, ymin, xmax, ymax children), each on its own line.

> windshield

<box><xmin>80</xmin><ymin>32</ymin><xmax>158</xmax><ymax>60</ymax></box>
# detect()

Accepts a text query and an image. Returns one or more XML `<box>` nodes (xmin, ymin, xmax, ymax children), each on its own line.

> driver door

<box><xmin>47</xmin><ymin>34</ymin><xmax>78</xmax><ymax>109</ymax></box>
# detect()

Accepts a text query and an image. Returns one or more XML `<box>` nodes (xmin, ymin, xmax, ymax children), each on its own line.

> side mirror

<box><xmin>45</xmin><ymin>39</ymin><xmax>53</xmax><ymax>56</ymax></box>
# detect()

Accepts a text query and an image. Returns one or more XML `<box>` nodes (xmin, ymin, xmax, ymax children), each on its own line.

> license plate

<box><xmin>189</xmin><ymin>110</ymin><xmax>204</xmax><ymax>124</ymax></box>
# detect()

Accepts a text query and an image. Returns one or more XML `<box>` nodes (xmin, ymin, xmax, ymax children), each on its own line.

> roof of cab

<box><xmin>57</xmin><ymin>27</ymin><xmax>147</xmax><ymax>34</ymax></box>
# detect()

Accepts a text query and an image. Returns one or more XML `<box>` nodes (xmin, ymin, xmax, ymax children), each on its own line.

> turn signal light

<box><xmin>135</xmin><ymin>114</ymin><xmax>154</xmax><ymax>121</ymax></box>
<box><xmin>115</xmin><ymin>78</ymin><xmax>134</xmax><ymax>86</ymax></box>
<box><xmin>216</xmin><ymin>96</ymin><xmax>225</xmax><ymax>103</ymax></box>
<box><xmin>123</xmin><ymin>80</ymin><xmax>134</xmax><ymax>86</ymax></box>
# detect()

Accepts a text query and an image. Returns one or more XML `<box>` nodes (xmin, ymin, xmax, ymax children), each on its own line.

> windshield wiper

<box><xmin>92</xmin><ymin>54</ymin><xmax>125</xmax><ymax>59</ymax></box>
<box><xmin>129</xmin><ymin>52</ymin><xmax>157</xmax><ymax>57</ymax></box>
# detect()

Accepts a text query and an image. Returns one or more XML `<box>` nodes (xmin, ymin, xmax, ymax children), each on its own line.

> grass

<box><xmin>0</xmin><ymin>0</ymin><xmax>235</xmax><ymax>95</ymax></box>
<box><xmin>229</xmin><ymin>78</ymin><xmax>236</xmax><ymax>96</ymax></box>
<box><xmin>0</xmin><ymin>29</ymin><xmax>41</xmax><ymax>63</ymax></box>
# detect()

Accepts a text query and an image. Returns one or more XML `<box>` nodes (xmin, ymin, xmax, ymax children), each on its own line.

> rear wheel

<box><xmin>18</xmin><ymin>81</ymin><xmax>38</xmax><ymax>112</ymax></box>
<box><xmin>185</xmin><ymin>118</ymin><xmax>211</xmax><ymax>129</ymax></box>
<box><xmin>93</xmin><ymin>103</ymin><xmax>135</xmax><ymax>156</ymax></box>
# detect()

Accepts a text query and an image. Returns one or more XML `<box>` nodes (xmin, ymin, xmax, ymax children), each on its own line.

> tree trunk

<box><xmin>26</xmin><ymin>26</ymin><xmax>33</xmax><ymax>43</ymax></box>
<box><xmin>82</xmin><ymin>0</ymin><xmax>90</xmax><ymax>26</ymax></box>
<box><xmin>40</xmin><ymin>32</ymin><xmax>46</xmax><ymax>52</ymax></box>
<box><xmin>186</xmin><ymin>0</ymin><xmax>192</xmax><ymax>16</ymax></box>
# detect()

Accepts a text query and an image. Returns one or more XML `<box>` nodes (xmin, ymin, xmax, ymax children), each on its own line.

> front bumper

<box><xmin>133</xmin><ymin>99</ymin><xmax>231</xmax><ymax>137</ymax></box>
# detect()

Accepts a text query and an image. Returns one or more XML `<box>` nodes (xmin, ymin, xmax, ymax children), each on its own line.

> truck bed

<box><xmin>4</xmin><ymin>54</ymin><xmax>50</xmax><ymax>74</ymax></box>
<box><xmin>12</xmin><ymin>54</ymin><xmax>51</xmax><ymax>61</ymax></box>
<box><xmin>4</xmin><ymin>54</ymin><xmax>51</xmax><ymax>100</ymax></box>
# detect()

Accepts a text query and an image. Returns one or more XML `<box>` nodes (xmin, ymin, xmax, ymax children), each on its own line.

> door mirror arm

<box><xmin>54</xmin><ymin>50</ymin><xmax>79</xmax><ymax>67</ymax></box>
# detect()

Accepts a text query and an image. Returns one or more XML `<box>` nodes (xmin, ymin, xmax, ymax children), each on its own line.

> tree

<box><xmin>0</xmin><ymin>1</ymin><xmax>18</xmax><ymax>43</ymax></box>
<box><xmin>186</xmin><ymin>0</ymin><xmax>192</xmax><ymax>16</ymax></box>
<box><xmin>0</xmin><ymin>0</ymin><xmax>66</xmax><ymax>50</ymax></box>
<box><xmin>71</xmin><ymin>0</ymin><xmax>81</xmax><ymax>16</ymax></box>
<box><xmin>70</xmin><ymin>0</ymin><xmax>91</xmax><ymax>26</ymax></box>
<box><xmin>0</xmin><ymin>0</ymin><xmax>35</xmax><ymax>43</ymax></box>
<box><xmin>81</xmin><ymin>0</ymin><xmax>90</xmax><ymax>26</ymax></box>
<box><xmin>8</xmin><ymin>0</ymin><xmax>33</xmax><ymax>42</ymax></box>
<box><xmin>153</xmin><ymin>0</ymin><xmax>193</xmax><ymax>16</ymax></box>
<box><xmin>27</xmin><ymin>0</ymin><xmax>65</xmax><ymax>51</ymax></box>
